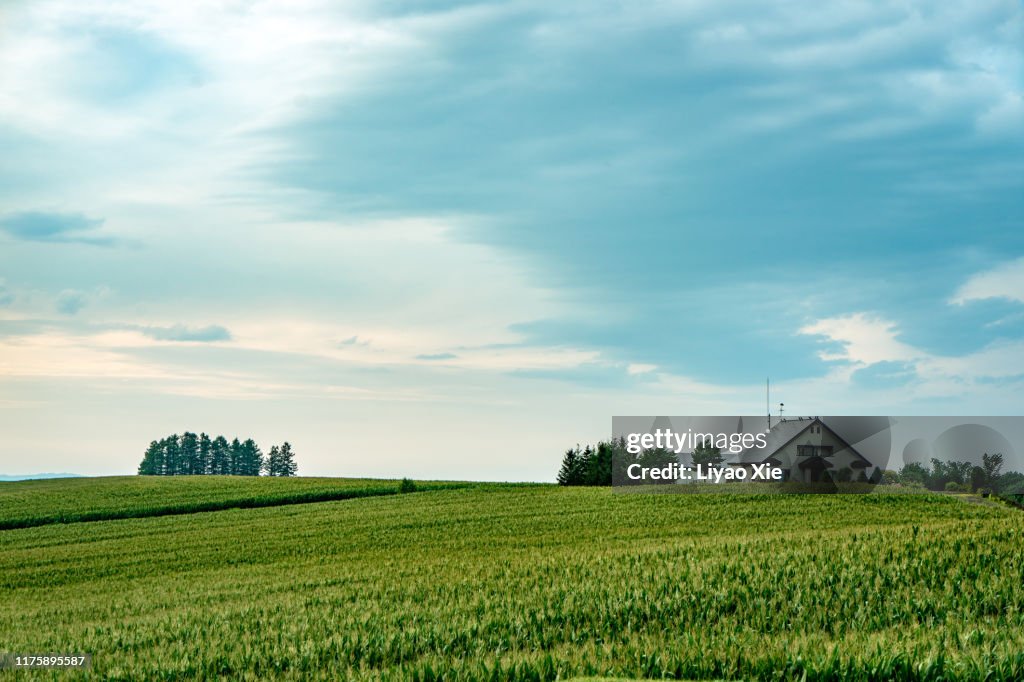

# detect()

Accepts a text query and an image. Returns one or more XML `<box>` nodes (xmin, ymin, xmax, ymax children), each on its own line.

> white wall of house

<box><xmin>772</xmin><ymin>422</ymin><xmax>871</xmax><ymax>482</ymax></box>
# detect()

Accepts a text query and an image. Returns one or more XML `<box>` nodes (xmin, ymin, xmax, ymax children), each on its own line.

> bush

<box><xmin>399</xmin><ymin>478</ymin><xmax>417</xmax><ymax>494</ymax></box>
<box><xmin>832</xmin><ymin>468</ymin><xmax>853</xmax><ymax>483</ymax></box>
<box><xmin>945</xmin><ymin>481</ymin><xmax>966</xmax><ymax>493</ymax></box>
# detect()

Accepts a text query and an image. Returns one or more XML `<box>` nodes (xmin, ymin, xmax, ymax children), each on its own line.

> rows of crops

<box><xmin>0</xmin><ymin>475</ymin><xmax>469</xmax><ymax>530</ymax></box>
<box><xmin>1</xmin><ymin>483</ymin><xmax>1022</xmax><ymax>680</ymax></box>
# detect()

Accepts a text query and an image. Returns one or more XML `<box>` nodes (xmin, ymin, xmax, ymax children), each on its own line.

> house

<box><xmin>727</xmin><ymin>416</ymin><xmax>874</xmax><ymax>483</ymax></box>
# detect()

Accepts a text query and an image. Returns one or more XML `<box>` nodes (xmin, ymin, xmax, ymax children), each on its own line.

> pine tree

<box><xmin>138</xmin><ymin>440</ymin><xmax>162</xmax><ymax>475</ymax></box>
<box><xmin>199</xmin><ymin>433</ymin><xmax>212</xmax><ymax>475</ymax></box>
<box><xmin>136</xmin><ymin>433</ymin><xmax>293</xmax><ymax>477</ymax></box>
<box><xmin>584</xmin><ymin>441</ymin><xmax>613</xmax><ymax>485</ymax></box>
<box><xmin>557</xmin><ymin>446</ymin><xmax>582</xmax><ymax>485</ymax></box>
<box><xmin>238</xmin><ymin>439</ymin><xmax>262</xmax><ymax>476</ymax></box>
<box><xmin>264</xmin><ymin>443</ymin><xmax>298</xmax><ymax>476</ymax></box>
<box><xmin>164</xmin><ymin>434</ymin><xmax>181</xmax><ymax>475</ymax></box>
<box><xmin>278</xmin><ymin>442</ymin><xmax>297</xmax><ymax>477</ymax></box>
<box><xmin>265</xmin><ymin>445</ymin><xmax>281</xmax><ymax>476</ymax></box>
<box><xmin>211</xmin><ymin>436</ymin><xmax>230</xmax><ymax>475</ymax></box>
<box><xmin>229</xmin><ymin>438</ymin><xmax>242</xmax><ymax>475</ymax></box>
<box><xmin>180</xmin><ymin>432</ymin><xmax>199</xmax><ymax>475</ymax></box>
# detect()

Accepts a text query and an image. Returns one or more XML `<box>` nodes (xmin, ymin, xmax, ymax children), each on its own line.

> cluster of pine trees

<box><xmin>557</xmin><ymin>438</ymin><xmax>706</xmax><ymax>486</ymax></box>
<box><xmin>557</xmin><ymin>441</ymin><xmax>616</xmax><ymax>485</ymax></box>
<box><xmin>137</xmin><ymin>433</ymin><xmax>297</xmax><ymax>477</ymax></box>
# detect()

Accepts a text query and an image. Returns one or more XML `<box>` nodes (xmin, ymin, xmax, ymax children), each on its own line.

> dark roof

<box><xmin>730</xmin><ymin>417</ymin><xmax>815</xmax><ymax>465</ymax></box>
<box><xmin>729</xmin><ymin>417</ymin><xmax>872</xmax><ymax>466</ymax></box>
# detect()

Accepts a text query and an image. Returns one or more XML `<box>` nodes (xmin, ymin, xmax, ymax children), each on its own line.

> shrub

<box><xmin>833</xmin><ymin>468</ymin><xmax>853</xmax><ymax>483</ymax></box>
<box><xmin>399</xmin><ymin>478</ymin><xmax>417</xmax><ymax>494</ymax></box>
<box><xmin>944</xmin><ymin>481</ymin><xmax>966</xmax><ymax>493</ymax></box>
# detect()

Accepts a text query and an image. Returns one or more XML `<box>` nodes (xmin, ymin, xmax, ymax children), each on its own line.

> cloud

<box><xmin>0</xmin><ymin>0</ymin><xmax>1022</xmax><ymax>478</ymax></box>
<box><xmin>951</xmin><ymin>257</ymin><xmax>1024</xmax><ymax>305</ymax></box>
<box><xmin>254</xmin><ymin>0</ymin><xmax>1023</xmax><ymax>384</ymax></box>
<box><xmin>0</xmin><ymin>211</ymin><xmax>114</xmax><ymax>245</ymax></box>
<box><xmin>55</xmin><ymin>290</ymin><xmax>87</xmax><ymax>315</ymax></box>
<box><xmin>140</xmin><ymin>324</ymin><xmax>232</xmax><ymax>343</ymax></box>
<box><xmin>800</xmin><ymin>313</ymin><xmax>919</xmax><ymax>367</ymax></box>
<box><xmin>338</xmin><ymin>335</ymin><xmax>371</xmax><ymax>347</ymax></box>
<box><xmin>416</xmin><ymin>352</ymin><xmax>457</xmax><ymax>360</ymax></box>
<box><xmin>800</xmin><ymin>310</ymin><xmax>1024</xmax><ymax>398</ymax></box>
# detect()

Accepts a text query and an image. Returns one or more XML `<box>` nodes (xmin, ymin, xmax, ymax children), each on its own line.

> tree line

<box><xmin>558</xmin><ymin>439</ymin><xmax>1024</xmax><ymax>495</ymax></box>
<box><xmin>896</xmin><ymin>453</ymin><xmax>1023</xmax><ymax>495</ymax></box>
<box><xmin>138</xmin><ymin>433</ymin><xmax>298</xmax><ymax>477</ymax></box>
<box><xmin>557</xmin><ymin>438</ymin><xmax>684</xmax><ymax>486</ymax></box>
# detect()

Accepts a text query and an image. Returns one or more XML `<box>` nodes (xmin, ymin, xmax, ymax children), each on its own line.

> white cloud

<box><xmin>951</xmin><ymin>257</ymin><xmax>1024</xmax><ymax>305</ymax></box>
<box><xmin>798</xmin><ymin>310</ymin><xmax>1024</xmax><ymax>403</ymax></box>
<box><xmin>800</xmin><ymin>313</ymin><xmax>919</xmax><ymax>367</ymax></box>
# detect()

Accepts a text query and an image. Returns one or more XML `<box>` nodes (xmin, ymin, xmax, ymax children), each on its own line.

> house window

<box><xmin>798</xmin><ymin>445</ymin><xmax>834</xmax><ymax>457</ymax></box>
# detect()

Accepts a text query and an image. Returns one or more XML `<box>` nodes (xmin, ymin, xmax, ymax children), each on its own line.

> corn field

<box><xmin>0</xmin><ymin>481</ymin><xmax>1022</xmax><ymax>680</ymax></box>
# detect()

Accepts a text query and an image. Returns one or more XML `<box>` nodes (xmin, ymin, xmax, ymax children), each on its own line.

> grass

<box><xmin>0</xmin><ymin>481</ymin><xmax>1022</xmax><ymax>680</ymax></box>
<box><xmin>0</xmin><ymin>475</ymin><xmax>470</xmax><ymax>530</ymax></box>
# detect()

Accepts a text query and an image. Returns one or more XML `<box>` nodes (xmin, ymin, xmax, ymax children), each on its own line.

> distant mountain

<box><xmin>0</xmin><ymin>473</ymin><xmax>84</xmax><ymax>481</ymax></box>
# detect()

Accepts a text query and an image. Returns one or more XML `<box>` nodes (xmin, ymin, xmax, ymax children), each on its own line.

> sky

<box><xmin>0</xmin><ymin>0</ymin><xmax>1022</xmax><ymax>480</ymax></box>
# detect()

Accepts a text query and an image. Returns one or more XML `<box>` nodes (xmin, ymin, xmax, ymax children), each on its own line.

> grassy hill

<box><xmin>0</xmin><ymin>475</ymin><xmax>470</xmax><ymax>530</ymax></box>
<box><xmin>1</xmin><ymin>479</ymin><xmax>1022</xmax><ymax>680</ymax></box>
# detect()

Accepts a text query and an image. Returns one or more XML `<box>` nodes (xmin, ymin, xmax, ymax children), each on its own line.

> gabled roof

<box><xmin>729</xmin><ymin>417</ymin><xmax>872</xmax><ymax>466</ymax></box>
<box><xmin>730</xmin><ymin>417</ymin><xmax>814</xmax><ymax>465</ymax></box>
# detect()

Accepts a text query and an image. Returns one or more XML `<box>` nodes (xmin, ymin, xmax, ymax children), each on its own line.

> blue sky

<box><xmin>0</xmin><ymin>0</ymin><xmax>1022</xmax><ymax>479</ymax></box>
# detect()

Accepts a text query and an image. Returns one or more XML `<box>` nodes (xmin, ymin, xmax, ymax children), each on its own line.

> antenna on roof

<box><xmin>766</xmin><ymin>377</ymin><xmax>771</xmax><ymax>430</ymax></box>
<box><xmin>779</xmin><ymin>402</ymin><xmax>785</xmax><ymax>421</ymax></box>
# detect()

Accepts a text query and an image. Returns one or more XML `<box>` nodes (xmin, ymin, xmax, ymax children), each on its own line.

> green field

<box><xmin>0</xmin><ymin>476</ymin><xmax>468</xmax><ymax>530</ymax></box>
<box><xmin>1</xmin><ymin>480</ymin><xmax>1023</xmax><ymax>680</ymax></box>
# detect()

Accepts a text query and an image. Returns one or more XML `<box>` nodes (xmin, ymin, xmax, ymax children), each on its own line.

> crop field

<box><xmin>1</xmin><ymin>481</ymin><xmax>1023</xmax><ymax>680</ymax></box>
<box><xmin>0</xmin><ymin>476</ymin><xmax>468</xmax><ymax>530</ymax></box>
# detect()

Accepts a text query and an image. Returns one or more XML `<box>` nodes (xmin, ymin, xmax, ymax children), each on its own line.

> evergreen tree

<box><xmin>229</xmin><ymin>438</ymin><xmax>242</xmax><ymax>475</ymax></box>
<box><xmin>137</xmin><ymin>433</ymin><xmax>296</xmax><ymax>476</ymax></box>
<box><xmin>265</xmin><ymin>445</ymin><xmax>280</xmax><ymax>476</ymax></box>
<box><xmin>278</xmin><ymin>442</ymin><xmax>297</xmax><ymax>477</ymax></box>
<box><xmin>180</xmin><ymin>432</ymin><xmax>199</xmax><ymax>475</ymax></box>
<box><xmin>237</xmin><ymin>438</ymin><xmax>263</xmax><ymax>476</ymax></box>
<box><xmin>577</xmin><ymin>445</ymin><xmax>594</xmax><ymax>484</ymax></box>
<box><xmin>557</xmin><ymin>446</ymin><xmax>582</xmax><ymax>485</ymax></box>
<box><xmin>584</xmin><ymin>441</ymin><xmax>613</xmax><ymax>485</ymax></box>
<box><xmin>211</xmin><ymin>436</ymin><xmax>230</xmax><ymax>475</ymax></box>
<box><xmin>164</xmin><ymin>434</ymin><xmax>181</xmax><ymax>475</ymax></box>
<box><xmin>138</xmin><ymin>440</ymin><xmax>163</xmax><ymax>475</ymax></box>
<box><xmin>199</xmin><ymin>433</ymin><xmax>212</xmax><ymax>475</ymax></box>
